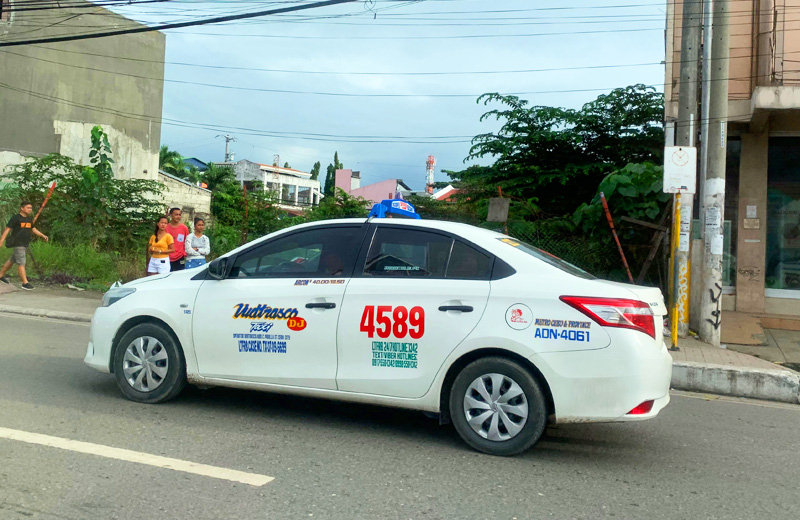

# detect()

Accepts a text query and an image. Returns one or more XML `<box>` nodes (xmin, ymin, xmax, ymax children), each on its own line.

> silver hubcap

<box><xmin>463</xmin><ymin>373</ymin><xmax>529</xmax><ymax>441</ymax></box>
<box><xmin>123</xmin><ymin>336</ymin><xmax>169</xmax><ymax>392</ymax></box>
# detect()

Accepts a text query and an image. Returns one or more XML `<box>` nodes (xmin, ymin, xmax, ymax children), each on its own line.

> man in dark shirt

<box><xmin>0</xmin><ymin>201</ymin><xmax>49</xmax><ymax>290</ymax></box>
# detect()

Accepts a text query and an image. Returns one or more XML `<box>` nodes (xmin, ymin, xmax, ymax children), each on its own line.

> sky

<box><xmin>108</xmin><ymin>0</ymin><xmax>668</xmax><ymax>191</ymax></box>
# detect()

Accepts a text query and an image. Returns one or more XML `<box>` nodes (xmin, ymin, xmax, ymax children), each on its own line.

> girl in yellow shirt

<box><xmin>147</xmin><ymin>216</ymin><xmax>175</xmax><ymax>275</ymax></box>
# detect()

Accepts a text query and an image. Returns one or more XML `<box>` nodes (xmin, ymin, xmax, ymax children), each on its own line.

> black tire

<box><xmin>449</xmin><ymin>357</ymin><xmax>547</xmax><ymax>456</ymax></box>
<box><xmin>112</xmin><ymin>323</ymin><xmax>187</xmax><ymax>404</ymax></box>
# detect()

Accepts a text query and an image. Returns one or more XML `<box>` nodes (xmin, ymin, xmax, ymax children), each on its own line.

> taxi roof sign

<box><xmin>368</xmin><ymin>199</ymin><xmax>421</xmax><ymax>219</ymax></box>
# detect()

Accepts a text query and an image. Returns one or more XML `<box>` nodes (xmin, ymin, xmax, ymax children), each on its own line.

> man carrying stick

<box><xmin>0</xmin><ymin>201</ymin><xmax>49</xmax><ymax>290</ymax></box>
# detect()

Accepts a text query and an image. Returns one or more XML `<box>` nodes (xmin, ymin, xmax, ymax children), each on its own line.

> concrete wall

<box><xmin>158</xmin><ymin>173</ymin><xmax>211</xmax><ymax>222</ymax></box>
<box><xmin>736</xmin><ymin>130</ymin><xmax>769</xmax><ymax>312</ymax></box>
<box><xmin>0</xmin><ymin>0</ymin><xmax>164</xmax><ymax>179</ymax></box>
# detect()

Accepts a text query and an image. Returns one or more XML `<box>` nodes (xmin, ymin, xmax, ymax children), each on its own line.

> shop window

<box><xmin>766</xmin><ymin>137</ymin><xmax>800</xmax><ymax>290</ymax></box>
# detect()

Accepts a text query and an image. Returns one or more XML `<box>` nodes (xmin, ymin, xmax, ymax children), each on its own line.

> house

<box><xmin>158</xmin><ymin>171</ymin><xmax>212</xmax><ymax>221</ymax></box>
<box><xmin>0</xmin><ymin>0</ymin><xmax>164</xmax><ymax>181</ymax></box>
<box><xmin>217</xmin><ymin>160</ymin><xmax>323</xmax><ymax>214</ymax></box>
<box><xmin>432</xmin><ymin>185</ymin><xmax>461</xmax><ymax>201</ymax></box>
<box><xmin>665</xmin><ymin>0</ymin><xmax>800</xmax><ymax>321</ymax></box>
<box><xmin>183</xmin><ymin>158</ymin><xmax>209</xmax><ymax>172</ymax></box>
<box><xmin>334</xmin><ymin>169</ymin><xmax>412</xmax><ymax>204</ymax></box>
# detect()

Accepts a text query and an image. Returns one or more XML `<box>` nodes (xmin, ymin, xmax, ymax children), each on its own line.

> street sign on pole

<box><xmin>663</xmin><ymin>146</ymin><xmax>697</xmax><ymax>194</ymax></box>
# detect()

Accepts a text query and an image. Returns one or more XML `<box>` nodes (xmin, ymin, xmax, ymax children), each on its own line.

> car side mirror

<box><xmin>207</xmin><ymin>257</ymin><xmax>229</xmax><ymax>280</ymax></box>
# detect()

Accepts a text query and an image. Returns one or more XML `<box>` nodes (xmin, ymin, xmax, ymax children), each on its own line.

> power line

<box><xmin>0</xmin><ymin>81</ymin><xmax>475</xmax><ymax>143</ymax></box>
<box><xmin>7</xmin><ymin>46</ymin><xmax>664</xmax><ymax>76</ymax></box>
<box><xmin>0</xmin><ymin>48</ymin><xmax>662</xmax><ymax>98</ymax></box>
<box><xmin>0</xmin><ymin>0</ymin><xmax>363</xmax><ymax>47</ymax></box>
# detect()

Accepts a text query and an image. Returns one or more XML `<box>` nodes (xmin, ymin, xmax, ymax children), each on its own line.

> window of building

<box><xmin>230</xmin><ymin>226</ymin><xmax>363</xmax><ymax>279</ymax></box>
<box><xmin>0</xmin><ymin>1</ymin><xmax>9</xmax><ymax>22</ymax></box>
<box><xmin>766</xmin><ymin>137</ymin><xmax>800</xmax><ymax>290</ymax></box>
<box><xmin>298</xmin><ymin>186</ymin><xmax>312</xmax><ymax>206</ymax></box>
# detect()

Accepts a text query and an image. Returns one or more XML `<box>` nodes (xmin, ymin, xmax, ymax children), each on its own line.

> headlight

<box><xmin>102</xmin><ymin>287</ymin><xmax>136</xmax><ymax>307</ymax></box>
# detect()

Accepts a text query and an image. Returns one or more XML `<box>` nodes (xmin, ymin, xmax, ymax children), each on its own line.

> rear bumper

<box><xmin>530</xmin><ymin>332</ymin><xmax>673</xmax><ymax>424</ymax></box>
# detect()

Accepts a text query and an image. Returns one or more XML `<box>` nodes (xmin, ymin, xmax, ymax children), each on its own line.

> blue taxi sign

<box><xmin>368</xmin><ymin>199</ymin><xmax>421</xmax><ymax>219</ymax></box>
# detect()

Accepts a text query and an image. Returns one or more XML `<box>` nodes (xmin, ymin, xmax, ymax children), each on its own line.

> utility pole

<box><xmin>699</xmin><ymin>0</ymin><xmax>730</xmax><ymax>345</ymax></box>
<box><xmin>673</xmin><ymin>0</ymin><xmax>703</xmax><ymax>337</ymax></box>
<box><xmin>217</xmin><ymin>134</ymin><xmax>236</xmax><ymax>162</ymax></box>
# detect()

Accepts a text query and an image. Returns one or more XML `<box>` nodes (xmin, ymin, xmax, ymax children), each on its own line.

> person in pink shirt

<box><xmin>166</xmin><ymin>207</ymin><xmax>190</xmax><ymax>271</ymax></box>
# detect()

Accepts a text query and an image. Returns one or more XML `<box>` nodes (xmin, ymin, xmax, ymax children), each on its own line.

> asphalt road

<box><xmin>1</xmin><ymin>313</ymin><xmax>799</xmax><ymax>520</ymax></box>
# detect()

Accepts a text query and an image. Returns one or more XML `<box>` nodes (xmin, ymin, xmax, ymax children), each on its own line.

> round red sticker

<box><xmin>287</xmin><ymin>317</ymin><xmax>307</xmax><ymax>331</ymax></box>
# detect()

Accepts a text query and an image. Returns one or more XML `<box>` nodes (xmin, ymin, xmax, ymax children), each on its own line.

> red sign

<box><xmin>287</xmin><ymin>317</ymin><xmax>307</xmax><ymax>331</ymax></box>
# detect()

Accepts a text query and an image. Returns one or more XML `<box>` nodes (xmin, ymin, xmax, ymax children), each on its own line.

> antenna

<box><xmin>425</xmin><ymin>155</ymin><xmax>436</xmax><ymax>194</ymax></box>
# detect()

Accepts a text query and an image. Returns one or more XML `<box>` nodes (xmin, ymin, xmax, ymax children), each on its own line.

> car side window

<box><xmin>364</xmin><ymin>227</ymin><xmax>453</xmax><ymax>278</ymax></box>
<box><xmin>230</xmin><ymin>226</ymin><xmax>363</xmax><ymax>279</ymax></box>
<box><xmin>446</xmin><ymin>241</ymin><xmax>492</xmax><ymax>280</ymax></box>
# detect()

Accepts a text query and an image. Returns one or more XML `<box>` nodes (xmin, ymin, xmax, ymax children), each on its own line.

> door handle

<box><xmin>438</xmin><ymin>305</ymin><xmax>473</xmax><ymax>312</ymax></box>
<box><xmin>306</xmin><ymin>302</ymin><xmax>336</xmax><ymax>309</ymax></box>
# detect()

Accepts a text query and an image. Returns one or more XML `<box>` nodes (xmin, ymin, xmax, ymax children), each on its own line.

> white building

<box><xmin>217</xmin><ymin>160</ymin><xmax>323</xmax><ymax>215</ymax></box>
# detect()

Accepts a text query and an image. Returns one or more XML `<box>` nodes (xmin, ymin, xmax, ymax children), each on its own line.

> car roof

<box><xmin>222</xmin><ymin>217</ymin><xmax>563</xmax><ymax>277</ymax></box>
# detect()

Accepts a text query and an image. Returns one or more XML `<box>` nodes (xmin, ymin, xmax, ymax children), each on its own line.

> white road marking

<box><xmin>0</xmin><ymin>426</ymin><xmax>274</xmax><ymax>486</ymax></box>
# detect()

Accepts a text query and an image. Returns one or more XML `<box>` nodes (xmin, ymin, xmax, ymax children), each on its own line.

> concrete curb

<box><xmin>0</xmin><ymin>304</ymin><xmax>92</xmax><ymax>323</ymax></box>
<box><xmin>672</xmin><ymin>361</ymin><xmax>800</xmax><ymax>404</ymax></box>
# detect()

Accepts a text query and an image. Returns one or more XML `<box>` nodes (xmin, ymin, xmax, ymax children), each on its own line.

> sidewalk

<box><xmin>670</xmin><ymin>336</ymin><xmax>800</xmax><ymax>404</ymax></box>
<box><xmin>0</xmin><ymin>284</ymin><xmax>798</xmax><ymax>404</ymax></box>
<box><xmin>0</xmin><ymin>283</ymin><xmax>100</xmax><ymax>322</ymax></box>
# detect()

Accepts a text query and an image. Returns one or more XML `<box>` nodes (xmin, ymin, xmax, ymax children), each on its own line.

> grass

<box><xmin>5</xmin><ymin>242</ymin><xmax>148</xmax><ymax>290</ymax></box>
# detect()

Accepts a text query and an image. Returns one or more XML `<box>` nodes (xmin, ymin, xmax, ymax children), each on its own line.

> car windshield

<box><xmin>496</xmin><ymin>237</ymin><xmax>596</xmax><ymax>280</ymax></box>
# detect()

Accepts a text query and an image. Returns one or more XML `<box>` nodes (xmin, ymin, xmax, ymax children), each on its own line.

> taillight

<box><xmin>559</xmin><ymin>296</ymin><xmax>655</xmax><ymax>339</ymax></box>
<box><xmin>627</xmin><ymin>400</ymin><xmax>654</xmax><ymax>415</ymax></box>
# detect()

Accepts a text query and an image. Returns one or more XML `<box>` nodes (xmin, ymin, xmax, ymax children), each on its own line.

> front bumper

<box><xmin>84</xmin><ymin>305</ymin><xmax>121</xmax><ymax>374</ymax></box>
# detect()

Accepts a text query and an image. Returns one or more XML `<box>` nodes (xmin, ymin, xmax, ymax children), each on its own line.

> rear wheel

<box><xmin>449</xmin><ymin>357</ymin><xmax>547</xmax><ymax>456</ymax></box>
<box><xmin>113</xmin><ymin>323</ymin><xmax>187</xmax><ymax>404</ymax></box>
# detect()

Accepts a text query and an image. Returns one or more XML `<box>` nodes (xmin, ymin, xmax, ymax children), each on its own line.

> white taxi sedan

<box><xmin>86</xmin><ymin>218</ymin><xmax>672</xmax><ymax>456</ymax></box>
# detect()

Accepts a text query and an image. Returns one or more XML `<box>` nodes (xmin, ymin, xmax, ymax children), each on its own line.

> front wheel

<box><xmin>449</xmin><ymin>357</ymin><xmax>547</xmax><ymax>456</ymax></box>
<box><xmin>113</xmin><ymin>323</ymin><xmax>187</xmax><ymax>404</ymax></box>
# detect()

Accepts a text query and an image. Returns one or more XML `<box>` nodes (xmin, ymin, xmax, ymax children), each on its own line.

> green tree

<box><xmin>323</xmin><ymin>152</ymin><xmax>343</xmax><ymax>197</ymax></box>
<box><xmin>283</xmin><ymin>162</ymin><xmax>291</xmax><ymax>169</ymax></box>
<box><xmin>573</xmin><ymin>162</ymin><xmax>670</xmax><ymax>236</ymax></box>
<box><xmin>159</xmin><ymin>145</ymin><xmax>184</xmax><ymax>176</ymax></box>
<box><xmin>307</xmin><ymin>188</ymin><xmax>369</xmax><ymax>221</ymax></box>
<box><xmin>450</xmin><ymin>84</ymin><xmax>664</xmax><ymax>217</ymax></box>
<box><xmin>201</xmin><ymin>162</ymin><xmax>235</xmax><ymax>191</ymax></box>
<box><xmin>324</xmin><ymin>164</ymin><xmax>336</xmax><ymax>197</ymax></box>
<box><xmin>309</xmin><ymin>161</ymin><xmax>321</xmax><ymax>181</ymax></box>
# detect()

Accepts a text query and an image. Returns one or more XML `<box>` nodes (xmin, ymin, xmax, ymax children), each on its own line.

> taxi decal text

<box><xmin>233</xmin><ymin>304</ymin><xmax>299</xmax><ymax>320</ymax></box>
<box><xmin>534</xmin><ymin>329</ymin><xmax>591</xmax><ymax>342</ymax></box>
<box><xmin>360</xmin><ymin>305</ymin><xmax>425</xmax><ymax>339</ymax></box>
<box><xmin>371</xmin><ymin>341</ymin><xmax>418</xmax><ymax>369</ymax></box>
<box><xmin>234</xmin><ymin>333</ymin><xmax>290</xmax><ymax>353</ymax></box>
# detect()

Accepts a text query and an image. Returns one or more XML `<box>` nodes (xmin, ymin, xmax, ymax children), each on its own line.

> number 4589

<box><xmin>360</xmin><ymin>305</ymin><xmax>425</xmax><ymax>339</ymax></box>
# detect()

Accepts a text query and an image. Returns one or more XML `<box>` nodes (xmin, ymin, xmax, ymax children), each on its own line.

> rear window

<box><xmin>496</xmin><ymin>237</ymin><xmax>595</xmax><ymax>280</ymax></box>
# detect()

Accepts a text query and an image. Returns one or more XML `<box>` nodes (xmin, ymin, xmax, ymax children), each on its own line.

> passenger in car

<box><xmin>319</xmin><ymin>251</ymin><xmax>344</xmax><ymax>277</ymax></box>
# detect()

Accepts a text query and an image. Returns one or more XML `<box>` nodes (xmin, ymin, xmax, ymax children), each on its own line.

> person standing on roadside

<box><xmin>166</xmin><ymin>207</ymin><xmax>189</xmax><ymax>272</ymax></box>
<box><xmin>147</xmin><ymin>216</ymin><xmax>174</xmax><ymax>276</ymax></box>
<box><xmin>0</xmin><ymin>201</ymin><xmax>49</xmax><ymax>291</ymax></box>
<box><xmin>185</xmin><ymin>217</ymin><xmax>210</xmax><ymax>269</ymax></box>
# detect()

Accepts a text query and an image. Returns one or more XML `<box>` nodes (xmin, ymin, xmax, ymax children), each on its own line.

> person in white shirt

<box><xmin>185</xmin><ymin>218</ymin><xmax>211</xmax><ymax>269</ymax></box>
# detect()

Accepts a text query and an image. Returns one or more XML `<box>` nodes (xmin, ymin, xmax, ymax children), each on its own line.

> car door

<box><xmin>192</xmin><ymin>224</ymin><xmax>367</xmax><ymax>389</ymax></box>
<box><xmin>336</xmin><ymin>225</ymin><xmax>492</xmax><ymax>398</ymax></box>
